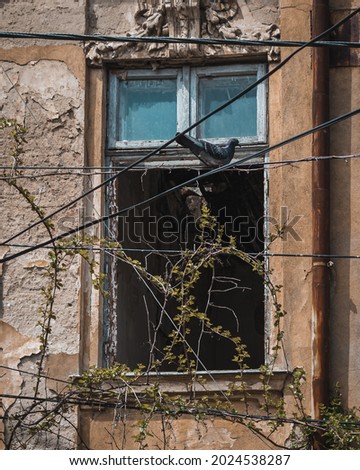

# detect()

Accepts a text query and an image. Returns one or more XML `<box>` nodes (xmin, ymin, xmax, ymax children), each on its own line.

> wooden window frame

<box><xmin>107</xmin><ymin>63</ymin><xmax>267</xmax><ymax>152</ymax></box>
<box><xmin>104</xmin><ymin>62</ymin><xmax>273</xmax><ymax>372</ymax></box>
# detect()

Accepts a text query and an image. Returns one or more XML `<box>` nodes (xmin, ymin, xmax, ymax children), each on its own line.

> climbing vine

<box><xmin>1</xmin><ymin>119</ymin><xmax>359</xmax><ymax>450</ymax></box>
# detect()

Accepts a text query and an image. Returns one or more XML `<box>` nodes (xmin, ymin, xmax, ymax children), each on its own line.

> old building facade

<box><xmin>0</xmin><ymin>0</ymin><xmax>359</xmax><ymax>450</ymax></box>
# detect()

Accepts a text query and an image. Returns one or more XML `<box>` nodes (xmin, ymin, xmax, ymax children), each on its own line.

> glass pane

<box><xmin>198</xmin><ymin>75</ymin><xmax>257</xmax><ymax>139</ymax></box>
<box><xmin>119</xmin><ymin>79</ymin><xmax>177</xmax><ymax>141</ymax></box>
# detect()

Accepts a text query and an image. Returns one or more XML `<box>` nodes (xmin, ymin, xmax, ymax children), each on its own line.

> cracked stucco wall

<box><xmin>0</xmin><ymin>43</ymin><xmax>86</xmax><ymax>447</ymax></box>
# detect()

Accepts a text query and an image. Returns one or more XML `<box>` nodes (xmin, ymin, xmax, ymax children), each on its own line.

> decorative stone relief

<box><xmin>87</xmin><ymin>2</ymin><xmax>161</xmax><ymax>64</ymax></box>
<box><xmin>86</xmin><ymin>0</ymin><xmax>280</xmax><ymax>65</ymax></box>
<box><xmin>165</xmin><ymin>0</ymin><xmax>201</xmax><ymax>56</ymax></box>
<box><xmin>130</xmin><ymin>1</ymin><xmax>168</xmax><ymax>52</ymax></box>
<box><xmin>200</xmin><ymin>0</ymin><xmax>280</xmax><ymax>60</ymax></box>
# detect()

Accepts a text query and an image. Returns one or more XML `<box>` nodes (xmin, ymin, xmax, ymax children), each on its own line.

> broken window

<box><xmin>105</xmin><ymin>64</ymin><xmax>268</xmax><ymax>372</ymax></box>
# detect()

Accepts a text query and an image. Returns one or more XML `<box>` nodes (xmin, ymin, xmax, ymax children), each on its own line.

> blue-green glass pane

<box><xmin>198</xmin><ymin>75</ymin><xmax>257</xmax><ymax>139</ymax></box>
<box><xmin>119</xmin><ymin>79</ymin><xmax>177</xmax><ymax>141</ymax></box>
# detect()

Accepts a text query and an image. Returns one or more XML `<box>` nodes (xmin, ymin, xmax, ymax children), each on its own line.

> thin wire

<box><xmin>0</xmin><ymin>171</ymin><xmax>112</xmax><ymax>179</ymax></box>
<box><xmin>0</xmin><ymin>365</ymin><xmax>71</xmax><ymax>385</ymax></box>
<box><xmin>1</xmin><ymin>30</ymin><xmax>359</xmax><ymax>48</ymax></box>
<box><xmin>1</xmin><ymin>392</ymin><xmax>360</xmax><ymax>427</ymax></box>
<box><xmin>2</xmin><ymin>8</ymin><xmax>358</xmax><ymax>247</ymax></box>
<box><xmin>2</xmin><ymin>244</ymin><xmax>360</xmax><ymax>259</ymax></box>
<box><xmin>0</xmin><ymin>165</ymin><xmax>112</xmax><ymax>170</ymax></box>
<box><xmin>2</xmin><ymin>107</ymin><xmax>358</xmax><ymax>264</ymax></box>
<box><xmin>1</xmin><ymin>154</ymin><xmax>359</xmax><ymax>178</ymax></box>
<box><xmin>105</xmin><ymin>249</ymin><xmax>232</xmax><ymax>404</ymax></box>
<box><xmin>0</xmin><ymin>65</ymin><xmax>38</xmax><ymax>122</ymax></box>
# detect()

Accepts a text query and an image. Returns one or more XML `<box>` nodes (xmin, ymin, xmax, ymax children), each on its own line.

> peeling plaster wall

<box><xmin>0</xmin><ymin>41</ymin><xmax>86</xmax><ymax>447</ymax></box>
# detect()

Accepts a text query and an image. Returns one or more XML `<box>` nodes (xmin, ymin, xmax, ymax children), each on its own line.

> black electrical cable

<box><xmin>1</xmin><ymin>392</ymin><xmax>360</xmax><ymax>427</ymax></box>
<box><xmin>2</xmin><ymin>8</ymin><xmax>358</xmax><ymax>247</ymax></box>
<box><xmin>2</xmin><ymin>107</ymin><xmax>359</xmax><ymax>264</ymax></box>
<box><xmin>1</xmin><ymin>30</ymin><xmax>359</xmax><ymax>48</ymax></box>
<box><xmin>2</xmin><ymin>244</ymin><xmax>360</xmax><ymax>260</ymax></box>
<box><xmin>0</xmin><ymin>364</ymin><xmax>71</xmax><ymax>385</ymax></box>
<box><xmin>0</xmin><ymin>154</ymin><xmax>360</xmax><ymax>174</ymax></box>
<box><xmin>0</xmin><ymin>153</ymin><xmax>359</xmax><ymax>172</ymax></box>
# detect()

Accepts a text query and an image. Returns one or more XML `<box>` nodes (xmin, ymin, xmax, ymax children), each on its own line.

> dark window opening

<box><xmin>112</xmin><ymin>168</ymin><xmax>265</xmax><ymax>371</ymax></box>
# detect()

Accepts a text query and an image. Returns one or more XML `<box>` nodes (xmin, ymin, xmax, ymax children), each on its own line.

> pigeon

<box><xmin>175</xmin><ymin>133</ymin><xmax>239</xmax><ymax>167</ymax></box>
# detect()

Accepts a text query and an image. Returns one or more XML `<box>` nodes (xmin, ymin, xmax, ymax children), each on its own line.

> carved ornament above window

<box><xmin>86</xmin><ymin>0</ymin><xmax>280</xmax><ymax>65</ymax></box>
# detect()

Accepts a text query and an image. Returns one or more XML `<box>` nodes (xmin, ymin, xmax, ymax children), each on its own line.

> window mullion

<box><xmin>177</xmin><ymin>66</ymin><xmax>191</xmax><ymax>132</ymax></box>
<box><xmin>108</xmin><ymin>72</ymin><xmax>119</xmax><ymax>149</ymax></box>
<box><xmin>189</xmin><ymin>67</ymin><xmax>198</xmax><ymax>138</ymax></box>
<box><xmin>257</xmin><ymin>64</ymin><xmax>267</xmax><ymax>143</ymax></box>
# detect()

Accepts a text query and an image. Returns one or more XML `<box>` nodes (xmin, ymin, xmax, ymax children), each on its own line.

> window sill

<box><xmin>106</xmin><ymin>146</ymin><xmax>268</xmax><ymax>170</ymax></box>
<box><xmin>73</xmin><ymin>370</ymin><xmax>289</xmax><ymax>402</ymax></box>
<box><xmin>129</xmin><ymin>370</ymin><xmax>289</xmax><ymax>395</ymax></box>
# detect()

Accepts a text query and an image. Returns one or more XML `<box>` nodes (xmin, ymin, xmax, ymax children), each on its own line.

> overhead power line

<box><xmin>0</xmin><ymin>364</ymin><xmax>70</xmax><ymax>385</ymax></box>
<box><xmin>2</xmin><ymin>8</ymin><xmax>358</xmax><ymax>248</ymax></box>
<box><xmin>2</xmin><ymin>243</ymin><xmax>360</xmax><ymax>260</ymax></box>
<box><xmin>2</xmin><ymin>107</ymin><xmax>359</xmax><ymax>264</ymax></box>
<box><xmin>0</xmin><ymin>30</ymin><xmax>359</xmax><ymax>49</ymax></box>
<box><xmin>1</xmin><ymin>154</ymin><xmax>359</xmax><ymax>176</ymax></box>
<box><xmin>1</xmin><ymin>392</ymin><xmax>360</xmax><ymax>428</ymax></box>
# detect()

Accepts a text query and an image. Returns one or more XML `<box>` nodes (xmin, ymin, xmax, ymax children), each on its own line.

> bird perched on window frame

<box><xmin>175</xmin><ymin>133</ymin><xmax>239</xmax><ymax>167</ymax></box>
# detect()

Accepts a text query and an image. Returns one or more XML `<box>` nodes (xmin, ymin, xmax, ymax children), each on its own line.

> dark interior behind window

<box><xmin>112</xmin><ymin>168</ymin><xmax>265</xmax><ymax>371</ymax></box>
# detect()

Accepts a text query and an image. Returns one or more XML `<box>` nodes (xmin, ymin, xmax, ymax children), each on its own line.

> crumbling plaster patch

<box><xmin>0</xmin><ymin>45</ymin><xmax>86</xmax><ymax>88</ymax></box>
<box><xmin>0</xmin><ymin>321</ymin><xmax>39</xmax><ymax>401</ymax></box>
<box><xmin>2</xmin><ymin>257</ymin><xmax>81</xmax><ymax>355</ymax></box>
<box><xmin>1</xmin><ymin>56</ymin><xmax>85</xmax><ymax>362</ymax></box>
<box><xmin>1</xmin><ymin>59</ymin><xmax>83</xmax><ymax>125</ymax></box>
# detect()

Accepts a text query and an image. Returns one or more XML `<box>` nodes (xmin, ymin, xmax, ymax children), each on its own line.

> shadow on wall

<box><xmin>329</xmin><ymin>58</ymin><xmax>356</xmax><ymax>406</ymax></box>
